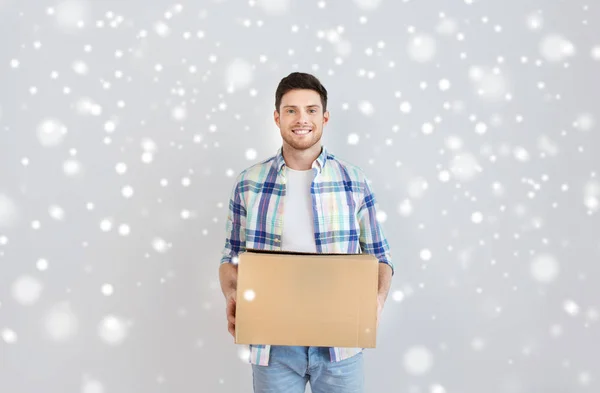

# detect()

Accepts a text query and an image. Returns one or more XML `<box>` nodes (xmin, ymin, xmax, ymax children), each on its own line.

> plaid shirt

<box><xmin>221</xmin><ymin>145</ymin><xmax>393</xmax><ymax>366</ymax></box>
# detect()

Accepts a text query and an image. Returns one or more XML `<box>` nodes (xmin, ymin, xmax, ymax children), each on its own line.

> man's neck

<box><xmin>282</xmin><ymin>143</ymin><xmax>322</xmax><ymax>170</ymax></box>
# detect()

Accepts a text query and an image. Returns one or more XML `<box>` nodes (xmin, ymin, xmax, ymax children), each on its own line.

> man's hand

<box><xmin>225</xmin><ymin>290</ymin><xmax>237</xmax><ymax>339</ymax></box>
<box><xmin>376</xmin><ymin>294</ymin><xmax>384</xmax><ymax>329</ymax></box>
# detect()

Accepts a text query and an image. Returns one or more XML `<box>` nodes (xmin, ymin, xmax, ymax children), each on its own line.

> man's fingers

<box><xmin>228</xmin><ymin>322</ymin><xmax>235</xmax><ymax>337</ymax></box>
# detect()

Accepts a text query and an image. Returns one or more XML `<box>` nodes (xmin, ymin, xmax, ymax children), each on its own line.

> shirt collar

<box><xmin>275</xmin><ymin>145</ymin><xmax>328</xmax><ymax>174</ymax></box>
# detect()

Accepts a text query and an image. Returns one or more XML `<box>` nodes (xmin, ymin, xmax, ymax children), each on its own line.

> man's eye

<box><xmin>287</xmin><ymin>110</ymin><xmax>295</xmax><ymax>114</ymax></box>
<box><xmin>309</xmin><ymin>109</ymin><xmax>316</xmax><ymax>113</ymax></box>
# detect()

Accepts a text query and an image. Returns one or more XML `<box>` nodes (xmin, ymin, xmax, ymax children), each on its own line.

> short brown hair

<box><xmin>275</xmin><ymin>72</ymin><xmax>328</xmax><ymax>113</ymax></box>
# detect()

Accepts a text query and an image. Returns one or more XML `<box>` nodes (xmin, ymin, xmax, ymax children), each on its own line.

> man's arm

<box><xmin>378</xmin><ymin>262</ymin><xmax>393</xmax><ymax>303</ymax></box>
<box><xmin>219</xmin><ymin>175</ymin><xmax>247</xmax><ymax>339</ymax></box>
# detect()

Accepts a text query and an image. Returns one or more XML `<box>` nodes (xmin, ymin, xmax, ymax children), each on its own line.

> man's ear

<box><xmin>323</xmin><ymin>110</ymin><xmax>330</xmax><ymax>126</ymax></box>
<box><xmin>274</xmin><ymin>109</ymin><xmax>280</xmax><ymax>127</ymax></box>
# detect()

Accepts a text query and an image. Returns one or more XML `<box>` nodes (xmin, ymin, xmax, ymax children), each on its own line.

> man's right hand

<box><xmin>225</xmin><ymin>290</ymin><xmax>237</xmax><ymax>339</ymax></box>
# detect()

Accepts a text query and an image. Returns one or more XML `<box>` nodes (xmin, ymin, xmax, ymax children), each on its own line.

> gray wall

<box><xmin>1</xmin><ymin>0</ymin><xmax>599</xmax><ymax>392</ymax></box>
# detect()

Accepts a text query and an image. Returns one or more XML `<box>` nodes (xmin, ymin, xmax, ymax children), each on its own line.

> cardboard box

<box><xmin>235</xmin><ymin>249</ymin><xmax>379</xmax><ymax>348</ymax></box>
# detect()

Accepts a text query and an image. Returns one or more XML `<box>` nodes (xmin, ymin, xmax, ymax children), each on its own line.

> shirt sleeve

<box><xmin>220</xmin><ymin>174</ymin><xmax>247</xmax><ymax>264</ymax></box>
<box><xmin>357</xmin><ymin>177</ymin><xmax>394</xmax><ymax>275</ymax></box>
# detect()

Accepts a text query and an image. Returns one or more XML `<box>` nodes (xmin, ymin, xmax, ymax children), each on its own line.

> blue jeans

<box><xmin>251</xmin><ymin>346</ymin><xmax>364</xmax><ymax>393</ymax></box>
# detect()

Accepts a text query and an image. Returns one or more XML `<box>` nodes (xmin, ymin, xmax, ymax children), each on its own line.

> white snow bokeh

<box><xmin>407</xmin><ymin>34</ymin><xmax>437</xmax><ymax>63</ymax></box>
<box><xmin>539</xmin><ymin>34</ymin><xmax>576</xmax><ymax>62</ymax></box>
<box><xmin>37</xmin><ymin>118</ymin><xmax>67</xmax><ymax>147</ymax></box>
<box><xmin>98</xmin><ymin>315</ymin><xmax>130</xmax><ymax>345</ymax></box>
<box><xmin>403</xmin><ymin>346</ymin><xmax>434</xmax><ymax>375</ymax></box>
<box><xmin>11</xmin><ymin>275</ymin><xmax>43</xmax><ymax>306</ymax></box>
<box><xmin>43</xmin><ymin>302</ymin><xmax>78</xmax><ymax>341</ymax></box>
<box><xmin>530</xmin><ymin>254</ymin><xmax>560</xmax><ymax>283</ymax></box>
<box><xmin>225</xmin><ymin>59</ymin><xmax>254</xmax><ymax>92</ymax></box>
<box><xmin>0</xmin><ymin>194</ymin><xmax>18</xmax><ymax>227</ymax></box>
<box><xmin>81</xmin><ymin>377</ymin><xmax>104</xmax><ymax>393</ymax></box>
<box><xmin>583</xmin><ymin>180</ymin><xmax>600</xmax><ymax>213</ymax></box>
<box><xmin>468</xmin><ymin>66</ymin><xmax>510</xmax><ymax>101</ymax></box>
<box><xmin>256</xmin><ymin>0</ymin><xmax>291</xmax><ymax>15</ymax></box>
<box><xmin>54</xmin><ymin>0</ymin><xmax>91</xmax><ymax>32</ymax></box>
<box><xmin>1</xmin><ymin>328</ymin><xmax>18</xmax><ymax>344</ymax></box>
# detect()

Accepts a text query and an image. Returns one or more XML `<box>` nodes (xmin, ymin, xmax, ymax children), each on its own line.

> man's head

<box><xmin>274</xmin><ymin>72</ymin><xmax>329</xmax><ymax>153</ymax></box>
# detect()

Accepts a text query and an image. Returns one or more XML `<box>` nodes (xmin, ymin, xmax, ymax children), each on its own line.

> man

<box><xmin>219</xmin><ymin>72</ymin><xmax>393</xmax><ymax>393</ymax></box>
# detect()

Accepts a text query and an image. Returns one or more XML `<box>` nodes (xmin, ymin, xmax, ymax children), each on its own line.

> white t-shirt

<box><xmin>281</xmin><ymin>167</ymin><xmax>317</xmax><ymax>253</ymax></box>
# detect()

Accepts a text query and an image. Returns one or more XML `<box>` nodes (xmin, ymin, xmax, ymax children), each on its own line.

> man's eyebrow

<box><xmin>281</xmin><ymin>105</ymin><xmax>321</xmax><ymax>108</ymax></box>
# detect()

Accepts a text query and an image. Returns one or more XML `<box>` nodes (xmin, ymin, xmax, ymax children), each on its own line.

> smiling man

<box><xmin>219</xmin><ymin>72</ymin><xmax>394</xmax><ymax>393</ymax></box>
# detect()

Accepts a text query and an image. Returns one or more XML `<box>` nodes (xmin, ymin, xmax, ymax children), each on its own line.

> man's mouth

<box><xmin>292</xmin><ymin>128</ymin><xmax>312</xmax><ymax>135</ymax></box>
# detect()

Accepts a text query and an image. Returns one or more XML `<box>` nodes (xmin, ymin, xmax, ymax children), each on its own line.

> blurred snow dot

<box><xmin>471</xmin><ymin>211</ymin><xmax>483</xmax><ymax>223</ymax></box>
<box><xmin>257</xmin><ymin>0</ymin><xmax>291</xmax><ymax>15</ymax></box>
<box><xmin>407</xmin><ymin>35</ymin><xmax>437</xmax><ymax>63</ymax></box>
<box><xmin>392</xmin><ymin>290</ymin><xmax>404</xmax><ymax>302</ymax></box>
<box><xmin>430</xmin><ymin>384</ymin><xmax>447</xmax><ymax>393</ymax></box>
<box><xmin>575</xmin><ymin>113</ymin><xmax>594</xmax><ymax>131</ymax></box>
<box><xmin>358</xmin><ymin>101</ymin><xmax>375</xmax><ymax>116</ymax></box>
<box><xmin>0</xmin><ymin>236</ymin><xmax>7</xmax><ymax>245</ymax></box>
<box><xmin>445</xmin><ymin>135</ymin><xmax>463</xmax><ymax>150</ymax></box>
<box><xmin>82</xmin><ymin>379</ymin><xmax>104</xmax><ymax>393</ymax></box>
<box><xmin>141</xmin><ymin>138</ymin><xmax>157</xmax><ymax>152</ymax></box>
<box><xmin>397</xmin><ymin>199</ymin><xmax>413</xmax><ymax>217</ymax></box>
<box><xmin>422</xmin><ymin>122</ymin><xmax>434</xmax><ymax>135</ymax></box>
<box><xmin>578</xmin><ymin>372</ymin><xmax>591</xmax><ymax>386</ymax></box>
<box><xmin>436</xmin><ymin>18</ymin><xmax>457</xmax><ymax>36</ymax></box>
<box><xmin>0</xmin><ymin>194</ymin><xmax>18</xmax><ymax>227</ymax></box>
<box><xmin>584</xmin><ymin>180</ymin><xmax>600</xmax><ymax>213</ymax></box>
<box><xmin>101</xmin><ymin>284</ymin><xmax>114</xmax><ymax>296</ymax></box>
<box><xmin>513</xmin><ymin>146</ymin><xmax>530</xmax><ymax>162</ymax></box>
<box><xmin>72</xmin><ymin>60</ymin><xmax>88</xmax><ymax>75</ymax></box>
<box><xmin>63</xmin><ymin>159</ymin><xmax>83</xmax><ymax>176</ymax></box>
<box><xmin>226</xmin><ymin>169</ymin><xmax>235</xmax><ymax>177</ymax></box>
<box><xmin>400</xmin><ymin>101</ymin><xmax>412</xmax><ymax>113</ymax></box>
<box><xmin>244</xmin><ymin>289</ymin><xmax>256</xmax><ymax>301</ymax></box>
<box><xmin>44</xmin><ymin>302</ymin><xmax>78</xmax><ymax>341</ymax></box>
<box><xmin>563</xmin><ymin>300</ymin><xmax>579</xmax><ymax>316</ymax></box>
<box><xmin>11</xmin><ymin>275</ymin><xmax>43</xmax><ymax>306</ymax></box>
<box><xmin>154</xmin><ymin>21</ymin><xmax>170</xmax><ymax>37</ymax></box>
<box><xmin>171</xmin><ymin>106</ymin><xmax>187</xmax><ymax>121</ymax></box>
<box><xmin>347</xmin><ymin>133</ymin><xmax>360</xmax><ymax>145</ymax></box>
<box><xmin>152</xmin><ymin>237</ymin><xmax>169</xmax><ymax>253</ymax></box>
<box><xmin>550</xmin><ymin>324</ymin><xmax>563</xmax><ymax>338</ymax></box>
<box><xmin>181</xmin><ymin>177</ymin><xmax>191</xmax><ymax>187</ymax></box>
<box><xmin>238</xmin><ymin>346</ymin><xmax>251</xmax><ymax>362</ymax></box>
<box><xmin>115</xmin><ymin>163</ymin><xmax>127</xmax><ymax>174</ymax></box>
<box><xmin>48</xmin><ymin>205</ymin><xmax>65</xmax><ymax>221</ymax></box>
<box><xmin>225</xmin><ymin>59</ymin><xmax>254</xmax><ymax>91</ymax></box>
<box><xmin>539</xmin><ymin>34</ymin><xmax>575</xmax><ymax>62</ymax></box>
<box><xmin>104</xmin><ymin>121</ymin><xmax>116</xmax><ymax>133</ymax></box>
<box><xmin>121</xmin><ymin>186</ymin><xmax>134</xmax><ymax>198</ymax></box>
<box><xmin>10</xmin><ymin>59</ymin><xmax>20</xmax><ymax>68</ymax></box>
<box><xmin>527</xmin><ymin>12</ymin><xmax>543</xmax><ymax>31</ymax></box>
<box><xmin>100</xmin><ymin>219</ymin><xmax>113</xmax><ymax>232</ymax></box>
<box><xmin>403</xmin><ymin>346</ymin><xmax>434</xmax><ymax>375</ymax></box>
<box><xmin>37</xmin><ymin>118</ymin><xmax>67</xmax><ymax>147</ymax></box>
<box><xmin>141</xmin><ymin>152</ymin><xmax>154</xmax><ymax>163</ymax></box>
<box><xmin>353</xmin><ymin>0</ymin><xmax>382</xmax><ymax>10</ymax></box>
<box><xmin>591</xmin><ymin>46</ymin><xmax>600</xmax><ymax>61</ymax></box>
<box><xmin>376</xmin><ymin>210</ymin><xmax>387</xmax><ymax>223</ymax></box>
<box><xmin>31</xmin><ymin>220</ymin><xmax>41</xmax><ymax>230</ymax></box>
<box><xmin>246</xmin><ymin>149</ymin><xmax>257</xmax><ymax>160</ymax></box>
<box><xmin>450</xmin><ymin>153</ymin><xmax>480</xmax><ymax>181</ymax></box>
<box><xmin>471</xmin><ymin>337</ymin><xmax>486</xmax><ymax>351</ymax></box>
<box><xmin>408</xmin><ymin>177</ymin><xmax>429</xmax><ymax>199</ymax></box>
<box><xmin>118</xmin><ymin>224</ymin><xmax>130</xmax><ymax>236</ymax></box>
<box><xmin>420</xmin><ymin>249</ymin><xmax>432</xmax><ymax>261</ymax></box>
<box><xmin>181</xmin><ymin>210</ymin><xmax>191</xmax><ymax>219</ymax></box>
<box><xmin>530</xmin><ymin>254</ymin><xmax>559</xmax><ymax>283</ymax></box>
<box><xmin>438</xmin><ymin>170</ymin><xmax>451</xmax><ymax>182</ymax></box>
<box><xmin>475</xmin><ymin>122</ymin><xmax>488</xmax><ymax>135</ymax></box>
<box><xmin>1</xmin><ymin>328</ymin><xmax>17</xmax><ymax>344</ymax></box>
<box><xmin>55</xmin><ymin>0</ymin><xmax>91</xmax><ymax>31</ymax></box>
<box><xmin>37</xmin><ymin>258</ymin><xmax>49</xmax><ymax>271</ymax></box>
<box><xmin>98</xmin><ymin>315</ymin><xmax>129</xmax><ymax>345</ymax></box>
<box><xmin>438</xmin><ymin>79</ymin><xmax>451</xmax><ymax>91</ymax></box>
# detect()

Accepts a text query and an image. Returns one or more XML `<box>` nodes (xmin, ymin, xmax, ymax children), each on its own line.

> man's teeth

<box><xmin>293</xmin><ymin>129</ymin><xmax>311</xmax><ymax>134</ymax></box>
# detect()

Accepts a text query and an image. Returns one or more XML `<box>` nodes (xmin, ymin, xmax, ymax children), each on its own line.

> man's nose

<box><xmin>297</xmin><ymin>111</ymin><xmax>309</xmax><ymax>123</ymax></box>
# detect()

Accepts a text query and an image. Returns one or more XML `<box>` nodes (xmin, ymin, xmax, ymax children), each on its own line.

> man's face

<box><xmin>274</xmin><ymin>89</ymin><xmax>329</xmax><ymax>152</ymax></box>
